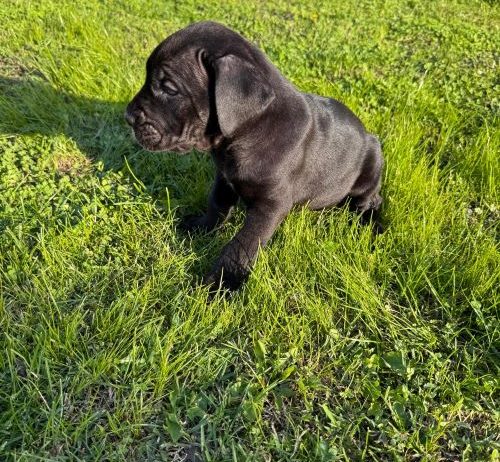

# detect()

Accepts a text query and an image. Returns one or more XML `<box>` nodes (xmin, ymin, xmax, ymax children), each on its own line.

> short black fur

<box><xmin>125</xmin><ymin>21</ymin><xmax>384</xmax><ymax>291</ymax></box>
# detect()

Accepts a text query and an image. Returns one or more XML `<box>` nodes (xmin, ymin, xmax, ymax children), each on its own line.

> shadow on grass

<box><xmin>1</xmin><ymin>74</ymin><xmax>141</xmax><ymax>170</ymax></box>
<box><xmin>0</xmin><ymin>74</ymin><xmax>224</xmax><ymax>280</ymax></box>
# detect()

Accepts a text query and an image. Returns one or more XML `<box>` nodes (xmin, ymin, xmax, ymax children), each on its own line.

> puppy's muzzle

<box><xmin>125</xmin><ymin>107</ymin><xmax>163</xmax><ymax>148</ymax></box>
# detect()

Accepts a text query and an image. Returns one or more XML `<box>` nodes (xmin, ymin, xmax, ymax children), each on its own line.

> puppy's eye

<box><xmin>160</xmin><ymin>80</ymin><xmax>179</xmax><ymax>96</ymax></box>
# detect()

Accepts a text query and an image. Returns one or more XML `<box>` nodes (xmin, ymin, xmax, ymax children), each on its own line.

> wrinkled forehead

<box><xmin>143</xmin><ymin>22</ymin><xmax>250</xmax><ymax>83</ymax></box>
<box><xmin>145</xmin><ymin>41</ymin><xmax>205</xmax><ymax>86</ymax></box>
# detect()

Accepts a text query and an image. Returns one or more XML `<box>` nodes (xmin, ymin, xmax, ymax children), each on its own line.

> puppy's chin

<box><xmin>131</xmin><ymin>125</ymin><xmax>211</xmax><ymax>154</ymax></box>
<box><xmin>133</xmin><ymin>136</ymin><xmax>193</xmax><ymax>154</ymax></box>
<box><xmin>168</xmin><ymin>144</ymin><xmax>193</xmax><ymax>154</ymax></box>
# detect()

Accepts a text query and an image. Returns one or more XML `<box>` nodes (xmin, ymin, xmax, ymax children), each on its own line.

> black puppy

<box><xmin>126</xmin><ymin>21</ymin><xmax>383</xmax><ymax>290</ymax></box>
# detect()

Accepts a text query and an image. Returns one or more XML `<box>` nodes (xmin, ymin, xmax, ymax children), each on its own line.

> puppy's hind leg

<box><xmin>349</xmin><ymin>135</ymin><xmax>384</xmax><ymax>233</ymax></box>
<box><xmin>353</xmin><ymin>192</ymin><xmax>383</xmax><ymax>233</ymax></box>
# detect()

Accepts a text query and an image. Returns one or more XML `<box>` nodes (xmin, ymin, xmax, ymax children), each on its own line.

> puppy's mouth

<box><xmin>169</xmin><ymin>144</ymin><xmax>192</xmax><ymax>154</ymax></box>
<box><xmin>133</xmin><ymin>123</ymin><xmax>163</xmax><ymax>150</ymax></box>
<box><xmin>132</xmin><ymin>123</ymin><xmax>193</xmax><ymax>154</ymax></box>
<box><xmin>133</xmin><ymin>122</ymin><xmax>197</xmax><ymax>154</ymax></box>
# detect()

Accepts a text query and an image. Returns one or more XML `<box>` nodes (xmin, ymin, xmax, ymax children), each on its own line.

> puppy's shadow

<box><xmin>0</xmin><ymin>73</ymin><xmax>222</xmax><ymax>275</ymax></box>
<box><xmin>0</xmin><ymin>74</ymin><xmax>153</xmax><ymax>172</ymax></box>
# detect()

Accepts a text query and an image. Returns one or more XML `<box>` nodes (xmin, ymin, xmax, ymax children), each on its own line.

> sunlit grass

<box><xmin>0</xmin><ymin>0</ymin><xmax>498</xmax><ymax>460</ymax></box>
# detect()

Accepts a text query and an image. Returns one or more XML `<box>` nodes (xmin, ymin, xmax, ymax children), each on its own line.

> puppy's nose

<box><xmin>125</xmin><ymin>108</ymin><xmax>146</xmax><ymax>126</ymax></box>
<box><xmin>124</xmin><ymin>110</ymin><xmax>136</xmax><ymax>126</ymax></box>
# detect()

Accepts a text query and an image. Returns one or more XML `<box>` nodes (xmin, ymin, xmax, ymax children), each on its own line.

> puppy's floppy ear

<box><xmin>214</xmin><ymin>54</ymin><xmax>275</xmax><ymax>137</ymax></box>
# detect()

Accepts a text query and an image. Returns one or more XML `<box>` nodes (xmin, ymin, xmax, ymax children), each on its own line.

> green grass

<box><xmin>0</xmin><ymin>0</ymin><xmax>499</xmax><ymax>460</ymax></box>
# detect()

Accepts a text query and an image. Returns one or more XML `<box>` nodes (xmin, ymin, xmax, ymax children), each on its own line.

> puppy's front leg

<box><xmin>181</xmin><ymin>173</ymin><xmax>239</xmax><ymax>232</ymax></box>
<box><xmin>205</xmin><ymin>198</ymin><xmax>291</xmax><ymax>291</ymax></box>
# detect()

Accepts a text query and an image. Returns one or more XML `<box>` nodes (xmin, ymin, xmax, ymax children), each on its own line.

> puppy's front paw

<box><xmin>203</xmin><ymin>265</ymin><xmax>249</xmax><ymax>292</ymax></box>
<box><xmin>179</xmin><ymin>214</ymin><xmax>213</xmax><ymax>233</ymax></box>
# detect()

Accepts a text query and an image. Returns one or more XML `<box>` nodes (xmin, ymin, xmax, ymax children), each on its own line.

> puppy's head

<box><xmin>125</xmin><ymin>21</ymin><xmax>276</xmax><ymax>154</ymax></box>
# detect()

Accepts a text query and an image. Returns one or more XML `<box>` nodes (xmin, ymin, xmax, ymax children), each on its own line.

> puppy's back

<box><xmin>293</xmin><ymin>94</ymin><xmax>374</xmax><ymax>209</ymax></box>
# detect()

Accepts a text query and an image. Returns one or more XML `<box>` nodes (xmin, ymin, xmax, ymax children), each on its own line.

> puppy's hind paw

<box><xmin>359</xmin><ymin>208</ymin><xmax>384</xmax><ymax>235</ymax></box>
<box><xmin>371</xmin><ymin>219</ymin><xmax>384</xmax><ymax>236</ymax></box>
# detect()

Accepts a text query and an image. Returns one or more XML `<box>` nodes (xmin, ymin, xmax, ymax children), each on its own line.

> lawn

<box><xmin>0</xmin><ymin>0</ymin><xmax>499</xmax><ymax>460</ymax></box>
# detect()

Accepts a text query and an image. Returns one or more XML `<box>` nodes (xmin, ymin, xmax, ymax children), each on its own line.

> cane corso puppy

<box><xmin>125</xmin><ymin>21</ymin><xmax>384</xmax><ymax>291</ymax></box>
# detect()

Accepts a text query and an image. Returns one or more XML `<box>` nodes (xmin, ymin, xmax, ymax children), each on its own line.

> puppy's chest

<box><xmin>211</xmin><ymin>147</ymin><xmax>259</xmax><ymax>200</ymax></box>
